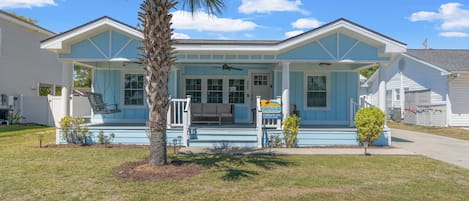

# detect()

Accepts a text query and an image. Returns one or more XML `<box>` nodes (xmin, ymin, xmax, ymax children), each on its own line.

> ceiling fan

<box><xmin>222</xmin><ymin>63</ymin><xmax>242</xmax><ymax>71</ymax></box>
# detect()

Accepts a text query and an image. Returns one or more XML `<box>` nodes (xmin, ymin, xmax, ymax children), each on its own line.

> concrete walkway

<box><xmin>391</xmin><ymin>128</ymin><xmax>469</xmax><ymax>169</ymax></box>
<box><xmin>179</xmin><ymin>146</ymin><xmax>415</xmax><ymax>156</ymax></box>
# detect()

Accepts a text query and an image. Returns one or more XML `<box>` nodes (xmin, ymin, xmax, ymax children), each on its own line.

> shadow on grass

<box><xmin>172</xmin><ymin>154</ymin><xmax>294</xmax><ymax>181</ymax></box>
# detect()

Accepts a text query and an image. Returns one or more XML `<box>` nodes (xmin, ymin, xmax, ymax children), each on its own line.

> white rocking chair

<box><xmin>86</xmin><ymin>92</ymin><xmax>121</xmax><ymax>114</ymax></box>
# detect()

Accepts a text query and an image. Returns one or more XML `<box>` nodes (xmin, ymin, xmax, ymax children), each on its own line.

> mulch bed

<box><xmin>113</xmin><ymin>160</ymin><xmax>204</xmax><ymax>182</ymax></box>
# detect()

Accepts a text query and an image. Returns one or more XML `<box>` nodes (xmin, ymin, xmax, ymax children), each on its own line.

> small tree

<box><xmin>354</xmin><ymin>107</ymin><xmax>385</xmax><ymax>155</ymax></box>
<box><xmin>60</xmin><ymin>116</ymin><xmax>92</xmax><ymax>145</ymax></box>
<box><xmin>282</xmin><ymin>115</ymin><xmax>300</xmax><ymax>148</ymax></box>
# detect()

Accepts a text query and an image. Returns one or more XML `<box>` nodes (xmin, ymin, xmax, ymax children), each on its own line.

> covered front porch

<box><xmin>42</xmin><ymin>17</ymin><xmax>405</xmax><ymax>147</ymax></box>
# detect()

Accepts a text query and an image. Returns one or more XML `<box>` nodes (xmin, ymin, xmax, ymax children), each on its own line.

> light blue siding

<box><xmin>278</xmin><ymin>41</ymin><xmax>332</xmax><ymax>60</ymax></box>
<box><xmin>60</xmin><ymin>39</ymin><xmax>106</xmax><ymax>59</ymax></box>
<box><xmin>60</xmin><ymin>30</ymin><xmax>142</xmax><ymax>60</ymax></box>
<box><xmin>183</xmin><ymin>66</ymin><xmax>248</xmax><ymax>76</ymax></box>
<box><xmin>275</xmin><ymin>71</ymin><xmax>358</xmax><ymax>125</ymax></box>
<box><xmin>93</xmin><ymin>70</ymin><xmax>149</xmax><ymax>121</ymax></box>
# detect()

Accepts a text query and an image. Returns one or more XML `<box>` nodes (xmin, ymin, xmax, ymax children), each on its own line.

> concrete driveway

<box><xmin>391</xmin><ymin>128</ymin><xmax>469</xmax><ymax>169</ymax></box>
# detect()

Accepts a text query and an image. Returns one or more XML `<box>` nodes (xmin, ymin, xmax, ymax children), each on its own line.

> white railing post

<box><xmin>182</xmin><ymin>95</ymin><xmax>191</xmax><ymax>147</ymax></box>
<box><xmin>256</xmin><ymin>96</ymin><xmax>262</xmax><ymax>148</ymax></box>
<box><xmin>167</xmin><ymin>96</ymin><xmax>172</xmax><ymax>129</ymax></box>
<box><xmin>276</xmin><ymin>96</ymin><xmax>282</xmax><ymax>130</ymax></box>
<box><xmin>349</xmin><ymin>97</ymin><xmax>354</xmax><ymax>127</ymax></box>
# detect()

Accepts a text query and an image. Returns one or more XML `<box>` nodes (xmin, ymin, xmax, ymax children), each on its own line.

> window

<box><xmin>38</xmin><ymin>83</ymin><xmax>52</xmax><ymax>96</ymax></box>
<box><xmin>253</xmin><ymin>75</ymin><xmax>268</xmax><ymax>86</ymax></box>
<box><xmin>229</xmin><ymin>79</ymin><xmax>245</xmax><ymax>104</ymax></box>
<box><xmin>124</xmin><ymin>74</ymin><xmax>144</xmax><ymax>105</ymax></box>
<box><xmin>207</xmin><ymin>79</ymin><xmax>223</xmax><ymax>103</ymax></box>
<box><xmin>306</xmin><ymin>75</ymin><xmax>327</xmax><ymax>107</ymax></box>
<box><xmin>55</xmin><ymin>85</ymin><xmax>62</xmax><ymax>96</ymax></box>
<box><xmin>395</xmin><ymin>89</ymin><xmax>401</xmax><ymax>101</ymax></box>
<box><xmin>185</xmin><ymin>79</ymin><xmax>201</xmax><ymax>103</ymax></box>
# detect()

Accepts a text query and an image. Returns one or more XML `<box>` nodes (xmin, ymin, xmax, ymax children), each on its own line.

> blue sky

<box><xmin>2</xmin><ymin>0</ymin><xmax>469</xmax><ymax>49</ymax></box>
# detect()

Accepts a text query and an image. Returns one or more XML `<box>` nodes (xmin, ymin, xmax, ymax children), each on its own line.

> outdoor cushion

<box><xmin>191</xmin><ymin>103</ymin><xmax>202</xmax><ymax>114</ymax></box>
<box><xmin>216</xmin><ymin>104</ymin><xmax>231</xmax><ymax>114</ymax></box>
<box><xmin>203</xmin><ymin>103</ymin><xmax>217</xmax><ymax>114</ymax></box>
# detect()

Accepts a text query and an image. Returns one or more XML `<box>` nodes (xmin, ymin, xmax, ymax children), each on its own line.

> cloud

<box><xmin>409</xmin><ymin>2</ymin><xmax>469</xmax><ymax>30</ymax></box>
<box><xmin>0</xmin><ymin>0</ymin><xmax>56</xmax><ymax>9</ymax></box>
<box><xmin>285</xmin><ymin>30</ymin><xmax>304</xmax><ymax>38</ymax></box>
<box><xmin>292</xmin><ymin>18</ymin><xmax>322</xmax><ymax>29</ymax></box>
<box><xmin>243</xmin><ymin>33</ymin><xmax>254</xmax><ymax>38</ymax></box>
<box><xmin>238</xmin><ymin>0</ymin><xmax>309</xmax><ymax>15</ymax></box>
<box><xmin>172</xmin><ymin>10</ymin><xmax>258</xmax><ymax>32</ymax></box>
<box><xmin>439</xmin><ymin>32</ymin><xmax>469</xmax><ymax>38</ymax></box>
<box><xmin>172</xmin><ymin>32</ymin><xmax>190</xmax><ymax>39</ymax></box>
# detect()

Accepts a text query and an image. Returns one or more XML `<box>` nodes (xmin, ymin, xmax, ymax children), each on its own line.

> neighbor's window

<box><xmin>124</xmin><ymin>74</ymin><xmax>144</xmax><ymax>105</ymax></box>
<box><xmin>306</xmin><ymin>75</ymin><xmax>327</xmax><ymax>107</ymax></box>
<box><xmin>55</xmin><ymin>85</ymin><xmax>62</xmax><ymax>96</ymax></box>
<box><xmin>395</xmin><ymin>89</ymin><xmax>401</xmax><ymax>101</ymax></box>
<box><xmin>38</xmin><ymin>83</ymin><xmax>52</xmax><ymax>96</ymax></box>
<box><xmin>207</xmin><ymin>79</ymin><xmax>223</xmax><ymax>103</ymax></box>
<box><xmin>229</xmin><ymin>79</ymin><xmax>245</xmax><ymax>104</ymax></box>
<box><xmin>185</xmin><ymin>79</ymin><xmax>201</xmax><ymax>103</ymax></box>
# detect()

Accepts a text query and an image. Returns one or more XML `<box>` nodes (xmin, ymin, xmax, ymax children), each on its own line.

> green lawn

<box><xmin>388</xmin><ymin>121</ymin><xmax>469</xmax><ymax>141</ymax></box>
<box><xmin>0</xmin><ymin>127</ymin><xmax>468</xmax><ymax>201</ymax></box>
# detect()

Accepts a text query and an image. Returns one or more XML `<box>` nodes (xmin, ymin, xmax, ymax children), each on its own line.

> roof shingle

<box><xmin>406</xmin><ymin>49</ymin><xmax>469</xmax><ymax>72</ymax></box>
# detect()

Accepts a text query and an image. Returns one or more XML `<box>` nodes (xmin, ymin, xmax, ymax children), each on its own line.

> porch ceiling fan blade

<box><xmin>222</xmin><ymin>63</ymin><xmax>242</xmax><ymax>71</ymax></box>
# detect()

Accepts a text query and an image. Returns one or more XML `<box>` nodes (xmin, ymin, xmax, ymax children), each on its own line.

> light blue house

<box><xmin>41</xmin><ymin>17</ymin><xmax>405</xmax><ymax>147</ymax></box>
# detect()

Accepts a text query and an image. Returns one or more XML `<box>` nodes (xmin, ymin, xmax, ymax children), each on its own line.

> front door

<box><xmin>251</xmin><ymin>73</ymin><xmax>272</xmax><ymax>108</ymax></box>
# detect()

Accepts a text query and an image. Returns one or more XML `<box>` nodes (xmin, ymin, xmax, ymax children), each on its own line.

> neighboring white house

<box><xmin>364</xmin><ymin>49</ymin><xmax>469</xmax><ymax>127</ymax></box>
<box><xmin>0</xmin><ymin>10</ymin><xmax>63</xmax><ymax>125</ymax></box>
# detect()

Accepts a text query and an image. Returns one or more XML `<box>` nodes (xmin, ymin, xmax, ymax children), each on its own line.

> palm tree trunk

<box><xmin>139</xmin><ymin>0</ymin><xmax>176</xmax><ymax>166</ymax></box>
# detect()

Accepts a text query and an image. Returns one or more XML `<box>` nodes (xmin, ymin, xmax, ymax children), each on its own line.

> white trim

<box><xmin>88</xmin><ymin>38</ymin><xmax>108</xmax><ymax>59</ymax></box>
<box><xmin>121</xmin><ymin>72</ymin><xmax>146</xmax><ymax>108</ymax></box>
<box><xmin>42</xmin><ymin>18</ymin><xmax>406</xmax><ymax>57</ymax></box>
<box><xmin>316</xmin><ymin>40</ymin><xmax>336</xmax><ymax>60</ymax></box>
<box><xmin>340</xmin><ymin>40</ymin><xmax>360</xmax><ymax>60</ymax></box>
<box><xmin>304</xmin><ymin>72</ymin><xmax>331</xmax><ymax>110</ymax></box>
<box><xmin>41</xmin><ymin>17</ymin><xmax>142</xmax><ymax>52</ymax></box>
<box><xmin>113</xmin><ymin>38</ymin><xmax>134</xmax><ymax>58</ymax></box>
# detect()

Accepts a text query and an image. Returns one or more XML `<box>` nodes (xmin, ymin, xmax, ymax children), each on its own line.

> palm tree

<box><xmin>139</xmin><ymin>0</ymin><xmax>224</xmax><ymax>166</ymax></box>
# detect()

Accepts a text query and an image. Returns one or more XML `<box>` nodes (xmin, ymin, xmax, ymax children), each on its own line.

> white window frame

<box><xmin>122</xmin><ymin>73</ymin><xmax>145</xmax><ymax>108</ymax></box>
<box><xmin>183</xmin><ymin>75</ymin><xmax>247</xmax><ymax>105</ymax></box>
<box><xmin>207</xmin><ymin>79</ymin><xmax>224</xmax><ymax>103</ymax></box>
<box><xmin>228</xmin><ymin>79</ymin><xmax>246</xmax><ymax>104</ymax></box>
<box><xmin>395</xmin><ymin>89</ymin><xmax>401</xmax><ymax>101</ymax></box>
<box><xmin>185</xmin><ymin>78</ymin><xmax>202</xmax><ymax>103</ymax></box>
<box><xmin>304</xmin><ymin>72</ymin><xmax>330</xmax><ymax>110</ymax></box>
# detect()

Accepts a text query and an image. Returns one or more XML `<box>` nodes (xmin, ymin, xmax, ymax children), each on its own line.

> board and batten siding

<box><xmin>449</xmin><ymin>73</ymin><xmax>469</xmax><ymax>126</ymax></box>
<box><xmin>276</xmin><ymin>71</ymin><xmax>358</xmax><ymax>125</ymax></box>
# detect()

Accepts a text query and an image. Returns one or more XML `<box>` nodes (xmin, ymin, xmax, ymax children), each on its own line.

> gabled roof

<box><xmin>405</xmin><ymin>49</ymin><xmax>469</xmax><ymax>72</ymax></box>
<box><xmin>0</xmin><ymin>10</ymin><xmax>54</xmax><ymax>36</ymax></box>
<box><xmin>42</xmin><ymin>16</ymin><xmax>406</xmax><ymax>56</ymax></box>
<box><xmin>41</xmin><ymin>16</ymin><xmax>142</xmax><ymax>52</ymax></box>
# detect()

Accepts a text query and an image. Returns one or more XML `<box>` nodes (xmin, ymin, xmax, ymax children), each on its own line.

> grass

<box><xmin>388</xmin><ymin>121</ymin><xmax>469</xmax><ymax>141</ymax></box>
<box><xmin>0</xmin><ymin>127</ymin><xmax>468</xmax><ymax>200</ymax></box>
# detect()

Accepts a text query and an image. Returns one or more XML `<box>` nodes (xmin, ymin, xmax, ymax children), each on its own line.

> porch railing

<box><xmin>349</xmin><ymin>97</ymin><xmax>374</xmax><ymax>127</ymax></box>
<box><xmin>166</xmin><ymin>96</ymin><xmax>191</xmax><ymax>146</ymax></box>
<box><xmin>256</xmin><ymin>96</ymin><xmax>282</xmax><ymax>148</ymax></box>
<box><xmin>167</xmin><ymin>97</ymin><xmax>189</xmax><ymax>128</ymax></box>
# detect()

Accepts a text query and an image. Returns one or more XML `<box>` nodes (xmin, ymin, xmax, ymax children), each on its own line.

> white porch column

<box><xmin>61</xmin><ymin>62</ymin><xmax>74</xmax><ymax>117</ymax></box>
<box><xmin>281</xmin><ymin>62</ymin><xmax>290</xmax><ymax>120</ymax></box>
<box><xmin>378</xmin><ymin>68</ymin><xmax>386</xmax><ymax>113</ymax></box>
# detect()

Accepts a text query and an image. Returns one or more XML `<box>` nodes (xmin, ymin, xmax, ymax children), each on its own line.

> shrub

<box><xmin>59</xmin><ymin>116</ymin><xmax>92</xmax><ymax>145</ymax></box>
<box><xmin>282</xmin><ymin>115</ymin><xmax>300</xmax><ymax>148</ymax></box>
<box><xmin>354</xmin><ymin>107</ymin><xmax>385</xmax><ymax>146</ymax></box>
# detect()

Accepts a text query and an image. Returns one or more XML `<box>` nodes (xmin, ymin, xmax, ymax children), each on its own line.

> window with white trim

<box><xmin>185</xmin><ymin>79</ymin><xmax>201</xmax><ymax>103</ymax></box>
<box><xmin>306</xmin><ymin>75</ymin><xmax>327</xmax><ymax>107</ymax></box>
<box><xmin>207</xmin><ymin>79</ymin><xmax>223</xmax><ymax>103</ymax></box>
<box><xmin>253</xmin><ymin>75</ymin><xmax>268</xmax><ymax>86</ymax></box>
<box><xmin>395</xmin><ymin>89</ymin><xmax>401</xmax><ymax>101</ymax></box>
<box><xmin>229</xmin><ymin>79</ymin><xmax>245</xmax><ymax>104</ymax></box>
<box><xmin>124</xmin><ymin>74</ymin><xmax>144</xmax><ymax>105</ymax></box>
